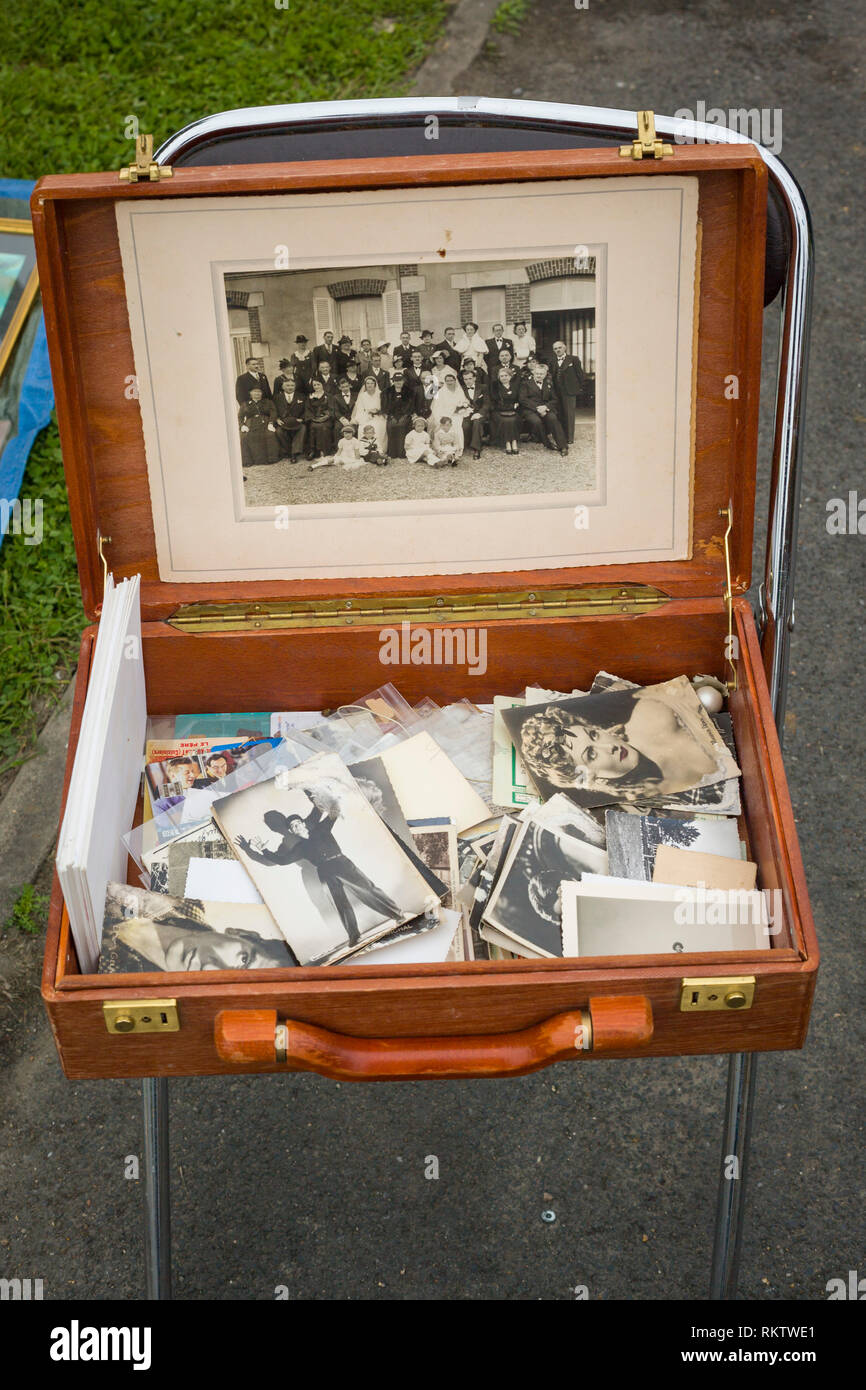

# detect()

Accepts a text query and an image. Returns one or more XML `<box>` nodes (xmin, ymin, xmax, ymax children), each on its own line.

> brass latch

<box><xmin>103</xmin><ymin>1000</ymin><xmax>179</xmax><ymax>1034</ymax></box>
<box><xmin>119</xmin><ymin>134</ymin><xmax>173</xmax><ymax>183</ymax></box>
<box><xmin>619</xmin><ymin>110</ymin><xmax>674</xmax><ymax>161</ymax></box>
<box><xmin>680</xmin><ymin>977</ymin><xmax>755</xmax><ymax>1012</ymax></box>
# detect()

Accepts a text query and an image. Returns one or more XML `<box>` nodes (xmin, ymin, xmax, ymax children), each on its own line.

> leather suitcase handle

<box><xmin>215</xmin><ymin>997</ymin><xmax>653</xmax><ymax>1079</ymax></box>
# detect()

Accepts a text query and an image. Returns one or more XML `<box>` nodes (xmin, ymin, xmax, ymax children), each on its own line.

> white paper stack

<box><xmin>56</xmin><ymin>574</ymin><xmax>146</xmax><ymax>973</ymax></box>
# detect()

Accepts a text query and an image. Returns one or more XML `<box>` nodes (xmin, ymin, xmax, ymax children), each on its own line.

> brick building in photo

<box><xmin>225</xmin><ymin>254</ymin><xmax>597</xmax><ymax>386</ymax></box>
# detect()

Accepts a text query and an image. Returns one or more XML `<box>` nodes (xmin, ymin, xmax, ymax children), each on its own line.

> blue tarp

<box><xmin>0</xmin><ymin>177</ymin><xmax>55</xmax><ymax>549</ymax></box>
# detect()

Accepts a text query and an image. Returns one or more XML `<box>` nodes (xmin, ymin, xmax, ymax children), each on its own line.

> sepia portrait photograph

<box><xmin>224</xmin><ymin>251</ymin><xmax>597</xmax><ymax>509</ymax></box>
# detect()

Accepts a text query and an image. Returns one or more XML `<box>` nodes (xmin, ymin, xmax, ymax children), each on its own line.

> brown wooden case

<box><xmin>32</xmin><ymin>143</ymin><xmax>818</xmax><ymax>1081</ymax></box>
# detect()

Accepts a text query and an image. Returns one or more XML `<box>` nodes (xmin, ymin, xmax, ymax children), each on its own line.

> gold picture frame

<box><xmin>0</xmin><ymin>217</ymin><xmax>39</xmax><ymax>381</ymax></box>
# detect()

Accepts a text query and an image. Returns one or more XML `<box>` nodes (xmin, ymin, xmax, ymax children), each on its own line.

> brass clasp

<box><xmin>119</xmin><ymin>134</ymin><xmax>173</xmax><ymax>183</ymax></box>
<box><xmin>619</xmin><ymin>110</ymin><xmax>674</xmax><ymax>161</ymax></box>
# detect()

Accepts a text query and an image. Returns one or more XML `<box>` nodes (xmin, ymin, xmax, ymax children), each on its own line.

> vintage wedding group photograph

<box><xmin>226</xmin><ymin>252</ymin><xmax>598</xmax><ymax>508</ymax></box>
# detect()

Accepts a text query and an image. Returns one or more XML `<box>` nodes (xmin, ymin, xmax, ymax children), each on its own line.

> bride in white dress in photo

<box><xmin>429</xmin><ymin>369</ymin><xmax>470</xmax><ymax>458</ymax></box>
<box><xmin>350</xmin><ymin>376</ymin><xmax>388</xmax><ymax>453</ymax></box>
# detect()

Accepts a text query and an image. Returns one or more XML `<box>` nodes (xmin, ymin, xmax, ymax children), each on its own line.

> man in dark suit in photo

<box><xmin>366</xmin><ymin>351</ymin><xmax>391</xmax><ymax>392</ymax></box>
<box><xmin>235</xmin><ymin>357</ymin><xmax>272</xmax><ymax>406</ymax></box>
<box><xmin>549</xmin><ymin>340</ymin><xmax>586</xmax><ymax>444</ymax></box>
<box><xmin>435</xmin><ymin>327</ymin><xmax>462</xmax><ymax>373</ymax></box>
<box><xmin>458</xmin><ymin>364</ymin><xmax>489</xmax><ymax>459</ymax></box>
<box><xmin>391</xmin><ymin>330</ymin><xmax>415</xmax><ymax>372</ymax></box>
<box><xmin>519</xmin><ymin>363</ymin><xmax>568</xmax><ymax>455</ymax></box>
<box><xmin>314</xmin><ymin>359</ymin><xmax>339</xmax><ymax>398</ymax></box>
<box><xmin>406</xmin><ymin>348</ymin><xmax>426</xmax><ymax>386</ymax></box>
<box><xmin>332</xmin><ymin>377</ymin><xmax>359</xmax><ymax>434</ymax></box>
<box><xmin>274</xmin><ymin>378</ymin><xmax>307</xmax><ymax>461</ymax></box>
<box><xmin>236</xmin><ymin>804</ymin><xmax>405</xmax><ymax>947</ymax></box>
<box><xmin>356</xmin><ymin>338</ymin><xmax>374</xmax><ymax>379</ymax></box>
<box><xmin>312</xmin><ymin>330</ymin><xmax>338</xmax><ymax>371</ymax></box>
<box><xmin>485</xmin><ymin>324</ymin><xmax>514</xmax><ymax>374</ymax></box>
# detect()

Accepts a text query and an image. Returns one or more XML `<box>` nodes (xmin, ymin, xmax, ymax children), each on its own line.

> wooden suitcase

<box><xmin>32</xmin><ymin>134</ymin><xmax>818</xmax><ymax>1082</ymax></box>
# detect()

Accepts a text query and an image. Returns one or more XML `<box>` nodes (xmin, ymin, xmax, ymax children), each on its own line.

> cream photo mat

<box><xmin>116</xmin><ymin>176</ymin><xmax>698</xmax><ymax>582</ymax></box>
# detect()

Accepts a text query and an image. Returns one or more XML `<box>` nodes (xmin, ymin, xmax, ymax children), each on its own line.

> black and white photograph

<box><xmin>99</xmin><ymin>883</ymin><xmax>295</xmax><ymax>974</ymax></box>
<box><xmin>588</xmin><ymin>675</ymin><xmax>743</xmax><ymax>815</ymax></box>
<box><xmin>560</xmin><ymin>878</ymin><xmax>770</xmax><ymax>960</ymax></box>
<box><xmin>144</xmin><ymin>822</ymin><xmax>264</xmax><ymax>906</ymax></box>
<box><xmin>466</xmin><ymin>815</ymin><xmax>520</xmax><ymax>953</ymax></box>
<box><xmin>500</xmin><ymin>677</ymin><xmax>741</xmax><ymax>810</ymax></box>
<box><xmin>604</xmin><ymin>810</ymin><xmax>743</xmax><ymax>883</ymax></box>
<box><xmin>482</xmin><ymin>803</ymin><xmax>608</xmax><ymax>958</ymax></box>
<box><xmin>224</xmin><ymin>252</ymin><xmax>597</xmax><ymax>509</ymax></box>
<box><xmin>407</xmin><ymin>819</ymin><xmax>459</xmax><ymax>910</ymax></box>
<box><xmin>347</xmin><ymin>754</ymin><xmax>414</xmax><ymax>845</ymax></box>
<box><xmin>211</xmin><ymin>754</ymin><xmax>433</xmax><ymax>965</ymax></box>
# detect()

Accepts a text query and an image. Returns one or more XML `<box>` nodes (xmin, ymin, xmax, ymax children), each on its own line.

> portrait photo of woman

<box><xmin>501</xmin><ymin>680</ymin><xmax>740</xmax><ymax>809</ymax></box>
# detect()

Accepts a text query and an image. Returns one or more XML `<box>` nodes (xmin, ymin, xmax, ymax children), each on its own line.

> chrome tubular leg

<box><xmin>710</xmin><ymin>1052</ymin><xmax>758</xmax><ymax>1300</ymax></box>
<box><xmin>142</xmin><ymin>1077</ymin><xmax>172</xmax><ymax>1300</ymax></box>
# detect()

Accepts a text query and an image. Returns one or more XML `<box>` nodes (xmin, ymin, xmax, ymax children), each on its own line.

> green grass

<box><xmin>0</xmin><ymin>0</ymin><xmax>449</xmax><ymax>177</ymax></box>
<box><xmin>0</xmin><ymin>0</ymin><xmax>448</xmax><ymax>772</ymax></box>
<box><xmin>4</xmin><ymin>883</ymin><xmax>50</xmax><ymax>935</ymax></box>
<box><xmin>491</xmin><ymin>0</ymin><xmax>532</xmax><ymax>37</ymax></box>
<box><xmin>0</xmin><ymin>421</ymin><xmax>84</xmax><ymax>776</ymax></box>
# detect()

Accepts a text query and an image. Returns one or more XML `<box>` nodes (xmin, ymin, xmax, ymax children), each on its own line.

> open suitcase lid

<box><xmin>30</xmin><ymin>115</ymin><xmax>766</xmax><ymax>624</ymax></box>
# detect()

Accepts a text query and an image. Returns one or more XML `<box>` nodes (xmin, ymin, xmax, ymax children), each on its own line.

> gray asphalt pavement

<box><xmin>1</xmin><ymin>0</ymin><xmax>864</xmax><ymax>1301</ymax></box>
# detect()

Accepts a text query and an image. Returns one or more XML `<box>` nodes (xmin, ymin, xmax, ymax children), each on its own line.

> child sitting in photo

<box><xmin>431</xmin><ymin>415</ymin><xmax>460</xmax><ymax>467</ymax></box>
<box><xmin>358</xmin><ymin>422</ymin><xmax>389</xmax><ymax>466</ymax></box>
<box><xmin>333</xmin><ymin>424</ymin><xmax>366</xmax><ymax>470</ymax></box>
<box><xmin>404</xmin><ymin>415</ymin><xmax>447</xmax><ymax>468</ymax></box>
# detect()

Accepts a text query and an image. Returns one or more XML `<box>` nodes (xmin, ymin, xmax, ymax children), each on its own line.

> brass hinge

<box><xmin>619</xmin><ymin>110</ymin><xmax>674</xmax><ymax>161</ymax></box>
<box><xmin>167</xmin><ymin>585</ymin><xmax>669</xmax><ymax>634</ymax></box>
<box><xmin>119</xmin><ymin>133</ymin><xmax>173</xmax><ymax>183</ymax></box>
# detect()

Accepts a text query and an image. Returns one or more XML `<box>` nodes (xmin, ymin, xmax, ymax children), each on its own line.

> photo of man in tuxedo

<box><xmin>549</xmin><ymin>340</ymin><xmax>586</xmax><ymax>444</ymax></box>
<box><xmin>235</xmin><ymin>357</ymin><xmax>272</xmax><ymax>405</ymax></box>
<box><xmin>458</xmin><ymin>364</ymin><xmax>489</xmax><ymax>459</ymax></box>
<box><xmin>236</xmin><ymin>805</ymin><xmax>405</xmax><ymax>948</ymax></box>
